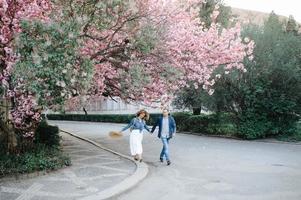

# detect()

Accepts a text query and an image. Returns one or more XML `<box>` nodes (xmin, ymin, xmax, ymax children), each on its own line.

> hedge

<box><xmin>46</xmin><ymin>113</ymin><xmax>162</xmax><ymax>125</ymax></box>
<box><xmin>173</xmin><ymin>112</ymin><xmax>236</xmax><ymax>136</ymax></box>
<box><xmin>46</xmin><ymin>112</ymin><xmax>237</xmax><ymax>137</ymax></box>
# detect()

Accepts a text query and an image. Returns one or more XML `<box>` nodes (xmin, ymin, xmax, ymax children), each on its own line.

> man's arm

<box><xmin>171</xmin><ymin>117</ymin><xmax>176</xmax><ymax>135</ymax></box>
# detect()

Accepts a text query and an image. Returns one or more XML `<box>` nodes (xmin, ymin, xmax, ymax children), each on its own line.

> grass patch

<box><xmin>0</xmin><ymin>144</ymin><xmax>71</xmax><ymax>178</ymax></box>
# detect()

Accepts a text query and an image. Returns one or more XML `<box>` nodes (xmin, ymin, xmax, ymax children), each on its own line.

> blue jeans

<box><xmin>160</xmin><ymin>137</ymin><xmax>170</xmax><ymax>161</ymax></box>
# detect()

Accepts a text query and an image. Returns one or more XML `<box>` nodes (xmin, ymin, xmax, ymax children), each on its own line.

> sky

<box><xmin>223</xmin><ymin>0</ymin><xmax>301</xmax><ymax>22</ymax></box>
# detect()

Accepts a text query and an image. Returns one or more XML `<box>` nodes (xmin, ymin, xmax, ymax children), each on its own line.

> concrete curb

<box><xmin>60</xmin><ymin>129</ymin><xmax>149</xmax><ymax>200</ymax></box>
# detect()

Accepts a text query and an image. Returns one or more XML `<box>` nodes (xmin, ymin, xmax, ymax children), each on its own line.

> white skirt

<box><xmin>130</xmin><ymin>130</ymin><xmax>143</xmax><ymax>155</ymax></box>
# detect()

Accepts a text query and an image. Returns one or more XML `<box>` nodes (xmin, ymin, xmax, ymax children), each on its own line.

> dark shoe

<box><xmin>160</xmin><ymin>158</ymin><xmax>163</xmax><ymax>163</ymax></box>
<box><xmin>134</xmin><ymin>157</ymin><xmax>139</xmax><ymax>161</ymax></box>
<box><xmin>167</xmin><ymin>160</ymin><xmax>171</xmax><ymax>166</ymax></box>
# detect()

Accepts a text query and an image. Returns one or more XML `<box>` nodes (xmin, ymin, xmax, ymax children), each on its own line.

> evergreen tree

<box><xmin>199</xmin><ymin>0</ymin><xmax>234</xmax><ymax>28</ymax></box>
<box><xmin>286</xmin><ymin>15</ymin><xmax>299</xmax><ymax>34</ymax></box>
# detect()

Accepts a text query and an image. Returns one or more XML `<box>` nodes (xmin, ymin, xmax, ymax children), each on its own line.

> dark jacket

<box><xmin>151</xmin><ymin>116</ymin><xmax>176</xmax><ymax>138</ymax></box>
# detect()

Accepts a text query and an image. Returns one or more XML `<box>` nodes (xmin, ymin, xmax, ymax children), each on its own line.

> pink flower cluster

<box><xmin>144</xmin><ymin>0</ymin><xmax>254</xmax><ymax>96</ymax></box>
<box><xmin>11</xmin><ymin>89</ymin><xmax>41</xmax><ymax>138</ymax></box>
<box><xmin>1</xmin><ymin>0</ymin><xmax>52</xmax><ymax>86</ymax></box>
<box><xmin>69</xmin><ymin>0</ymin><xmax>254</xmax><ymax>107</ymax></box>
<box><xmin>1</xmin><ymin>0</ymin><xmax>51</xmax><ymax>137</ymax></box>
<box><xmin>80</xmin><ymin>28</ymin><xmax>126</xmax><ymax>96</ymax></box>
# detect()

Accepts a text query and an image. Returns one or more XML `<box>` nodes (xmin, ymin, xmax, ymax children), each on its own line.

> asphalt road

<box><xmin>50</xmin><ymin>120</ymin><xmax>301</xmax><ymax>200</ymax></box>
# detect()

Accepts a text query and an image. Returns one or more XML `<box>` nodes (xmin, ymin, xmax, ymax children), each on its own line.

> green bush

<box><xmin>237</xmin><ymin>114</ymin><xmax>271</xmax><ymax>139</ymax></box>
<box><xmin>0</xmin><ymin>144</ymin><xmax>71</xmax><ymax>177</ymax></box>
<box><xmin>35</xmin><ymin>120</ymin><xmax>60</xmax><ymax>147</ymax></box>
<box><xmin>188</xmin><ymin>114</ymin><xmax>213</xmax><ymax>133</ymax></box>
<box><xmin>177</xmin><ymin>113</ymin><xmax>236</xmax><ymax>136</ymax></box>
<box><xmin>277</xmin><ymin>121</ymin><xmax>301</xmax><ymax>142</ymax></box>
<box><xmin>172</xmin><ymin>112</ymin><xmax>192</xmax><ymax>131</ymax></box>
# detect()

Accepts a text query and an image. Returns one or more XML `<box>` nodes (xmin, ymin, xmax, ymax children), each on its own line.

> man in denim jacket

<box><xmin>151</xmin><ymin>109</ymin><xmax>176</xmax><ymax>165</ymax></box>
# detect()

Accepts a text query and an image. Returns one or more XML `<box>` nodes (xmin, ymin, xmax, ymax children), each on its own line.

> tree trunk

<box><xmin>0</xmin><ymin>120</ymin><xmax>17</xmax><ymax>153</ymax></box>
<box><xmin>192</xmin><ymin>107</ymin><xmax>201</xmax><ymax>115</ymax></box>
<box><xmin>0</xmin><ymin>98</ymin><xmax>17</xmax><ymax>153</ymax></box>
<box><xmin>83</xmin><ymin>107</ymin><xmax>88</xmax><ymax>115</ymax></box>
<box><xmin>0</xmin><ymin>121</ymin><xmax>6</xmax><ymax>146</ymax></box>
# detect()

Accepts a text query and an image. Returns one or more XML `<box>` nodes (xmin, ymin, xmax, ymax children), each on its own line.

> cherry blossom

<box><xmin>1</xmin><ymin>0</ymin><xmax>52</xmax><ymax>137</ymax></box>
<box><xmin>1</xmin><ymin>0</ymin><xmax>254</xmax><ymax>135</ymax></box>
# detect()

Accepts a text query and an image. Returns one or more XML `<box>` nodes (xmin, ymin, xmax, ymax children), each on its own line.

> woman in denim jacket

<box><xmin>120</xmin><ymin>109</ymin><xmax>151</xmax><ymax>162</ymax></box>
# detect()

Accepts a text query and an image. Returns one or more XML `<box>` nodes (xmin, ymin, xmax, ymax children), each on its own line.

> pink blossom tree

<box><xmin>63</xmin><ymin>0</ymin><xmax>253</xmax><ymax>109</ymax></box>
<box><xmin>0</xmin><ymin>0</ymin><xmax>52</xmax><ymax>148</ymax></box>
<box><xmin>1</xmin><ymin>0</ymin><xmax>254</xmax><ymax>147</ymax></box>
<box><xmin>1</xmin><ymin>0</ymin><xmax>51</xmax><ymax>91</ymax></box>
<box><xmin>146</xmin><ymin>0</ymin><xmax>254</xmax><ymax>91</ymax></box>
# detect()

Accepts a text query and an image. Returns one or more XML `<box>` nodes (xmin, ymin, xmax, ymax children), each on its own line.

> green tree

<box><xmin>13</xmin><ymin>21</ymin><xmax>94</xmax><ymax>110</ymax></box>
<box><xmin>198</xmin><ymin>0</ymin><xmax>234</xmax><ymax>28</ymax></box>
<box><xmin>286</xmin><ymin>15</ymin><xmax>299</xmax><ymax>34</ymax></box>
<box><xmin>200</xmin><ymin>13</ymin><xmax>301</xmax><ymax>139</ymax></box>
<box><xmin>173</xmin><ymin>84</ymin><xmax>212</xmax><ymax>115</ymax></box>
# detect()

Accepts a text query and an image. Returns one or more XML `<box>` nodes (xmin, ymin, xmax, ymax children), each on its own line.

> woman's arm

<box><xmin>121</xmin><ymin>118</ymin><xmax>135</xmax><ymax>132</ymax></box>
<box><xmin>144</xmin><ymin>123</ymin><xmax>151</xmax><ymax>132</ymax></box>
<box><xmin>151</xmin><ymin>118</ymin><xmax>159</xmax><ymax>133</ymax></box>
